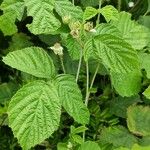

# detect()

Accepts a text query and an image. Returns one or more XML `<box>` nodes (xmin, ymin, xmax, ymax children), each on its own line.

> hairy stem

<box><xmin>59</xmin><ymin>56</ymin><xmax>66</xmax><ymax>74</ymax></box>
<box><xmin>85</xmin><ymin>61</ymin><xmax>89</xmax><ymax>106</ymax></box>
<box><xmin>96</xmin><ymin>0</ymin><xmax>102</xmax><ymax>25</ymax></box>
<box><xmin>72</xmin><ymin>0</ymin><xmax>74</xmax><ymax>5</ymax></box>
<box><xmin>76</xmin><ymin>49</ymin><xmax>83</xmax><ymax>82</ymax></box>
<box><xmin>117</xmin><ymin>0</ymin><xmax>121</xmax><ymax>12</ymax></box>
<box><xmin>83</xmin><ymin>64</ymin><xmax>99</xmax><ymax>142</ymax></box>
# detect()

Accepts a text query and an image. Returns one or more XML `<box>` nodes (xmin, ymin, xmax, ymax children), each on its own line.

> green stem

<box><xmin>85</xmin><ymin>61</ymin><xmax>89</xmax><ymax>106</ymax></box>
<box><xmin>75</xmin><ymin>48</ymin><xmax>83</xmax><ymax>82</ymax></box>
<box><xmin>83</xmin><ymin>64</ymin><xmax>99</xmax><ymax>142</ymax></box>
<box><xmin>96</xmin><ymin>0</ymin><xmax>102</xmax><ymax>25</ymax></box>
<box><xmin>72</xmin><ymin>0</ymin><xmax>74</xmax><ymax>5</ymax></box>
<box><xmin>144</xmin><ymin>11</ymin><xmax>148</xmax><ymax>16</ymax></box>
<box><xmin>59</xmin><ymin>55</ymin><xmax>66</xmax><ymax>74</ymax></box>
<box><xmin>117</xmin><ymin>0</ymin><xmax>121</xmax><ymax>12</ymax></box>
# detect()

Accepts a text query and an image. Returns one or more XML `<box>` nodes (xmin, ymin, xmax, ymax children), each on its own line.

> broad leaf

<box><xmin>109</xmin><ymin>96</ymin><xmax>141</xmax><ymax>118</ymax></box>
<box><xmin>25</xmin><ymin>0</ymin><xmax>61</xmax><ymax>34</ymax></box>
<box><xmin>143</xmin><ymin>86</ymin><xmax>150</xmax><ymax>100</ymax></box>
<box><xmin>95</xmin><ymin>23</ymin><xmax>121</xmax><ymax>37</ymax></box>
<box><xmin>132</xmin><ymin>144</ymin><xmax>150</xmax><ymax>150</ymax></box>
<box><xmin>111</xmin><ymin>71</ymin><xmax>141</xmax><ymax>97</ymax></box>
<box><xmin>127</xmin><ymin>105</ymin><xmax>150</xmax><ymax>136</ymax></box>
<box><xmin>0</xmin><ymin>82</ymin><xmax>18</xmax><ymax>103</ymax></box>
<box><xmin>93</xmin><ymin>34</ymin><xmax>139</xmax><ymax>73</ymax></box>
<box><xmin>112</xmin><ymin>12</ymin><xmax>149</xmax><ymax>50</ymax></box>
<box><xmin>0</xmin><ymin>0</ymin><xmax>24</xmax><ymax>20</ymax></box>
<box><xmin>84</xmin><ymin>24</ymin><xmax>121</xmax><ymax>62</ymax></box>
<box><xmin>83</xmin><ymin>7</ymin><xmax>98</xmax><ymax>21</ymax></box>
<box><xmin>8</xmin><ymin>80</ymin><xmax>61</xmax><ymax>150</ymax></box>
<box><xmin>81</xmin><ymin>0</ymin><xmax>99</xmax><ymax>7</ymax></box>
<box><xmin>3</xmin><ymin>47</ymin><xmax>55</xmax><ymax>78</ymax></box>
<box><xmin>54</xmin><ymin>74</ymin><xmax>89</xmax><ymax>124</ymax></box>
<box><xmin>100</xmin><ymin>126</ymin><xmax>137</xmax><ymax>148</ymax></box>
<box><xmin>140</xmin><ymin>53</ymin><xmax>150</xmax><ymax>79</ymax></box>
<box><xmin>100</xmin><ymin>5</ymin><xmax>119</xmax><ymax>22</ymax></box>
<box><xmin>7</xmin><ymin>33</ymin><xmax>33</xmax><ymax>52</ymax></box>
<box><xmin>65</xmin><ymin>35</ymin><xmax>81</xmax><ymax>60</ymax></box>
<box><xmin>0</xmin><ymin>12</ymin><xmax>17</xmax><ymax>36</ymax></box>
<box><xmin>79</xmin><ymin>141</ymin><xmax>101</xmax><ymax>150</ymax></box>
<box><xmin>55</xmin><ymin>0</ymin><xmax>83</xmax><ymax>22</ymax></box>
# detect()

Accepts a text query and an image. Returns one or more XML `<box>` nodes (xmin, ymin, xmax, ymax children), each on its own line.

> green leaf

<box><xmin>79</xmin><ymin>141</ymin><xmax>101</xmax><ymax>150</ymax></box>
<box><xmin>95</xmin><ymin>23</ymin><xmax>121</xmax><ymax>37</ymax></box>
<box><xmin>7</xmin><ymin>33</ymin><xmax>33</xmax><ymax>52</ymax></box>
<box><xmin>25</xmin><ymin>0</ymin><xmax>61</xmax><ymax>34</ymax></box>
<box><xmin>147</xmin><ymin>0</ymin><xmax>150</xmax><ymax>14</ymax></box>
<box><xmin>8</xmin><ymin>80</ymin><xmax>61</xmax><ymax>150</ymax></box>
<box><xmin>93</xmin><ymin>34</ymin><xmax>139</xmax><ymax>73</ymax></box>
<box><xmin>127</xmin><ymin>105</ymin><xmax>150</xmax><ymax>136</ymax></box>
<box><xmin>83</xmin><ymin>7</ymin><xmax>98</xmax><ymax>21</ymax></box>
<box><xmin>55</xmin><ymin>0</ymin><xmax>83</xmax><ymax>22</ymax></box>
<box><xmin>0</xmin><ymin>12</ymin><xmax>17</xmax><ymax>36</ymax></box>
<box><xmin>81</xmin><ymin>0</ymin><xmax>99</xmax><ymax>7</ymax></box>
<box><xmin>139</xmin><ymin>16</ymin><xmax>150</xmax><ymax>28</ymax></box>
<box><xmin>0</xmin><ymin>82</ymin><xmax>18</xmax><ymax>103</ymax></box>
<box><xmin>57</xmin><ymin>142</ymin><xmax>68</xmax><ymax>150</ymax></box>
<box><xmin>109</xmin><ymin>96</ymin><xmax>141</xmax><ymax>118</ymax></box>
<box><xmin>54</xmin><ymin>74</ymin><xmax>89</xmax><ymax>124</ymax></box>
<box><xmin>71</xmin><ymin>134</ymin><xmax>83</xmax><ymax>144</ymax></box>
<box><xmin>64</xmin><ymin>35</ymin><xmax>81</xmax><ymax>60</ymax></box>
<box><xmin>111</xmin><ymin>71</ymin><xmax>141</xmax><ymax>97</ymax></box>
<box><xmin>114</xmin><ymin>147</ymin><xmax>129</xmax><ymax>150</ymax></box>
<box><xmin>0</xmin><ymin>0</ymin><xmax>24</xmax><ymax>20</ymax></box>
<box><xmin>71</xmin><ymin>125</ymin><xmax>88</xmax><ymax>135</ymax></box>
<box><xmin>141</xmin><ymin>88</ymin><xmax>150</xmax><ymax>103</ymax></box>
<box><xmin>140</xmin><ymin>136</ymin><xmax>150</xmax><ymax>146</ymax></box>
<box><xmin>100</xmin><ymin>126</ymin><xmax>137</xmax><ymax>148</ymax></box>
<box><xmin>140</xmin><ymin>53</ymin><xmax>150</xmax><ymax>79</ymax></box>
<box><xmin>112</xmin><ymin>12</ymin><xmax>149</xmax><ymax>50</ymax></box>
<box><xmin>100</xmin><ymin>5</ymin><xmax>119</xmax><ymax>22</ymax></box>
<box><xmin>132</xmin><ymin>144</ymin><xmax>150</xmax><ymax>150</ymax></box>
<box><xmin>3</xmin><ymin>47</ymin><xmax>55</xmax><ymax>78</ymax></box>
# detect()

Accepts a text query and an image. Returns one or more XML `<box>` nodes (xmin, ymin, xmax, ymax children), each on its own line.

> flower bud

<box><xmin>84</xmin><ymin>22</ymin><xmax>93</xmax><ymax>31</ymax></box>
<box><xmin>50</xmin><ymin>43</ymin><xmax>63</xmax><ymax>56</ymax></box>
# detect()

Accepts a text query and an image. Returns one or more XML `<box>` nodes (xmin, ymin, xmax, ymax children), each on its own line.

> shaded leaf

<box><xmin>127</xmin><ymin>105</ymin><xmax>150</xmax><ymax>136</ymax></box>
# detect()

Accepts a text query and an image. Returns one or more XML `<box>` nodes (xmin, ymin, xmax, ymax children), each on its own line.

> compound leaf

<box><xmin>3</xmin><ymin>47</ymin><xmax>55</xmax><ymax>78</ymax></box>
<box><xmin>8</xmin><ymin>80</ymin><xmax>61</xmax><ymax>150</ymax></box>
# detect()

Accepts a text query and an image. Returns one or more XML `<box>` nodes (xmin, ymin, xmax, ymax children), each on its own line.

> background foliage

<box><xmin>0</xmin><ymin>0</ymin><xmax>150</xmax><ymax>150</ymax></box>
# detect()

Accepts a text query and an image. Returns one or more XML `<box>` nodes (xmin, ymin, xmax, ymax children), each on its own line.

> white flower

<box><xmin>128</xmin><ymin>2</ymin><xmax>134</xmax><ymax>8</ymax></box>
<box><xmin>50</xmin><ymin>43</ymin><xmax>63</xmax><ymax>56</ymax></box>
<box><xmin>90</xmin><ymin>29</ymin><xmax>97</xmax><ymax>33</ymax></box>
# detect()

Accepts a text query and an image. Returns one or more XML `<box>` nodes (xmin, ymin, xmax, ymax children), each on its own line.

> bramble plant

<box><xmin>0</xmin><ymin>0</ymin><xmax>150</xmax><ymax>150</ymax></box>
